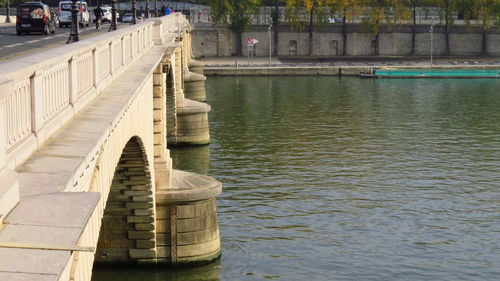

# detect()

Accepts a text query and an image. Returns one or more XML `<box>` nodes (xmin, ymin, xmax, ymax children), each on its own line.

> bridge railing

<box><xmin>0</xmin><ymin>20</ymin><xmax>162</xmax><ymax>169</ymax></box>
<box><xmin>154</xmin><ymin>13</ymin><xmax>190</xmax><ymax>44</ymax></box>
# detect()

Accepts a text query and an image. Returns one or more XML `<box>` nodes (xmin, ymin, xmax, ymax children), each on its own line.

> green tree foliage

<box><xmin>285</xmin><ymin>0</ymin><xmax>332</xmax><ymax>56</ymax></box>
<box><xmin>209</xmin><ymin>0</ymin><xmax>262</xmax><ymax>56</ymax></box>
<box><xmin>495</xmin><ymin>1</ymin><xmax>500</xmax><ymax>27</ymax></box>
<box><xmin>206</xmin><ymin>0</ymin><xmax>499</xmax><ymax>57</ymax></box>
<box><xmin>327</xmin><ymin>0</ymin><xmax>363</xmax><ymax>55</ymax></box>
<box><xmin>405</xmin><ymin>0</ymin><xmax>419</xmax><ymax>55</ymax></box>
<box><xmin>359</xmin><ymin>0</ymin><xmax>411</xmax><ymax>55</ymax></box>
<box><xmin>433</xmin><ymin>0</ymin><xmax>455</xmax><ymax>55</ymax></box>
<box><xmin>469</xmin><ymin>0</ymin><xmax>500</xmax><ymax>55</ymax></box>
<box><xmin>271</xmin><ymin>0</ymin><xmax>283</xmax><ymax>56</ymax></box>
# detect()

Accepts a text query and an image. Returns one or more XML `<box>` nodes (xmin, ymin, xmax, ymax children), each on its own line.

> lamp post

<box><xmin>268</xmin><ymin>23</ymin><xmax>272</xmax><ymax>68</ymax></box>
<box><xmin>154</xmin><ymin>0</ymin><xmax>157</xmax><ymax>17</ymax></box>
<box><xmin>197</xmin><ymin>0</ymin><xmax>201</xmax><ymax>23</ymax></box>
<box><xmin>430</xmin><ymin>22</ymin><xmax>434</xmax><ymax>66</ymax></box>
<box><xmin>5</xmin><ymin>0</ymin><xmax>11</xmax><ymax>24</ymax></box>
<box><xmin>145</xmin><ymin>0</ymin><xmax>149</xmax><ymax>18</ymax></box>
<box><xmin>132</xmin><ymin>0</ymin><xmax>137</xmax><ymax>24</ymax></box>
<box><xmin>67</xmin><ymin>0</ymin><xmax>80</xmax><ymax>43</ymax></box>
<box><xmin>109</xmin><ymin>0</ymin><xmax>117</xmax><ymax>31</ymax></box>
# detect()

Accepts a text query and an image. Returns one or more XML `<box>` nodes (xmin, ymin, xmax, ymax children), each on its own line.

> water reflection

<box><xmin>170</xmin><ymin>145</ymin><xmax>211</xmax><ymax>175</ymax></box>
<box><xmin>92</xmin><ymin>262</ymin><xmax>221</xmax><ymax>281</ymax></box>
<box><xmin>93</xmin><ymin>77</ymin><xmax>500</xmax><ymax>281</ymax></box>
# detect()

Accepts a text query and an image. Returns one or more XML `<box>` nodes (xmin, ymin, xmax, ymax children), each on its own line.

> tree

<box><xmin>495</xmin><ymin>0</ymin><xmax>500</xmax><ymax>27</ymax></box>
<box><xmin>400</xmin><ymin>0</ymin><xmax>434</xmax><ymax>56</ymax></box>
<box><xmin>328</xmin><ymin>0</ymin><xmax>363</xmax><ymax>55</ymax></box>
<box><xmin>286</xmin><ymin>0</ymin><xmax>331</xmax><ymax>56</ymax></box>
<box><xmin>406</xmin><ymin>0</ymin><xmax>418</xmax><ymax>56</ymax></box>
<box><xmin>434</xmin><ymin>0</ymin><xmax>456</xmax><ymax>56</ymax></box>
<box><xmin>362</xmin><ymin>1</ymin><xmax>385</xmax><ymax>56</ymax></box>
<box><xmin>360</xmin><ymin>0</ymin><xmax>410</xmax><ymax>56</ymax></box>
<box><xmin>209</xmin><ymin>0</ymin><xmax>262</xmax><ymax>56</ymax></box>
<box><xmin>474</xmin><ymin>0</ymin><xmax>500</xmax><ymax>56</ymax></box>
<box><xmin>272</xmin><ymin>0</ymin><xmax>282</xmax><ymax>56</ymax></box>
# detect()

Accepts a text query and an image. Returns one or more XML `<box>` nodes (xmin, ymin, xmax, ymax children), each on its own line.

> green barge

<box><xmin>360</xmin><ymin>69</ymin><xmax>500</xmax><ymax>78</ymax></box>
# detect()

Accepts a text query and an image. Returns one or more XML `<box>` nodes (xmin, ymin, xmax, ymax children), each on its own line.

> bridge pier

<box><xmin>188</xmin><ymin>60</ymin><xmax>205</xmax><ymax>75</ymax></box>
<box><xmin>184</xmin><ymin>72</ymin><xmax>207</xmax><ymax>102</ymax></box>
<box><xmin>184</xmin><ymin>34</ymin><xmax>208</xmax><ymax>102</ymax></box>
<box><xmin>152</xmin><ymin>33</ymin><xmax>220</xmax><ymax>266</ymax></box>
<box><xmin>153</xmin><ymin>62</ymin><xmax>173</xmax><ymax>190</ymax></box>
<box><xmin>166</xmin><ymin>36</ymin><xmax>211</xmax><ymax>146</ymax></box>
<box><xmin>156</xmin><ymin>170</ymin><xmax>221</xmax><ymax>266</ymax></box>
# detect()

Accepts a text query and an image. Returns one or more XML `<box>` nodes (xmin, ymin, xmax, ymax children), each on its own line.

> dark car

<box><xmin>16</xmin><ymin>2</ymin><xmax>56</xmax><ymax>35</ymax></box>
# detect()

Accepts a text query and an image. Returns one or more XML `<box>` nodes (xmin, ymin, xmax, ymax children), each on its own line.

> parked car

<box><xmin>102</xmin><ymin>6</ymin><xmax>119</xmax><ymax>22</ymax></box>
<box><xmin>16</xmin><ymin>2</ymin><xmax>56</xmax><ymax>35</ymax></box>
<box><xmin>58</xmin><ymin>0</ymin><xmax>90</xmax><ymax>28</ymax></box>
<box><xmin>328</xmin><ymin>17</ymin><xmax>342</xmax><ymax>24</ymax></box>
<box><xmin>121</xmin><ymin>13</ymin><xmax>134</xmax><ymax>23</ymax></box>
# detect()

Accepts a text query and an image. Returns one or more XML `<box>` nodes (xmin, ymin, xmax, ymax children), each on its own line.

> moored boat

<box><xmin>359</xmin><ymin>68</ymin><xmax>500</xmax><ymax>78</ymax></box>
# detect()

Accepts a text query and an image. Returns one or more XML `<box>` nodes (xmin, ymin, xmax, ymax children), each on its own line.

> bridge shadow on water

<box><xmin>92</xmin><ymin>259</ymin><xmax>221</xmax><ymax>281</ymax></box>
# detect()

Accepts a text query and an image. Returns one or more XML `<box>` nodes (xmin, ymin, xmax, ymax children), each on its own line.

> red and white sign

<box><xmin>247</xmin><ymin>37</ymin><xmax>259</xmax><ymax>45</ymax></box>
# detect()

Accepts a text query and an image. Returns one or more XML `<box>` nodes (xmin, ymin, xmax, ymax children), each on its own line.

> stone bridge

<box><xmin>0</xmin><ymin>14</ymin><xmax>221</xmax><ymax>281</ymax></box>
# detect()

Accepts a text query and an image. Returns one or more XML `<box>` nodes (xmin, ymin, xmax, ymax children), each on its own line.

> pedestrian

<box><xmin>161</xmin><ymin>4</ymin><xmax>166</xmax><ymax>16</ymax></box>
<box><xmin>94</xmin><ymin>6</ymin><xmax>104</xmax><ymax>30</ymax></box>
<box><xmin>166</xmin><ymin>6</ymin><xmax>171</xmax><ymax>15</ymax></box>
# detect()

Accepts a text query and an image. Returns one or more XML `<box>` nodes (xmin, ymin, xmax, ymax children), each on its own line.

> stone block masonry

<box><xmin>184</xmin><ymin>72</ymin><xmax>207</xmax><ymax>102</ymax></box>
<box><xmin>193</xmin><ymin>24</ymin><xmax>500</xmax><ymax>58</ymax></box>
<box><xmin>167</xmin><ymin>43</ymin><xmax>212</xmax><ymax>146</ymax></box>
<box><xmin>156</xmin><ymin>170</ymin><xmax>222</xmax><ymax>266</ymax></box>
<box><xmin>155</xmin><ymin>199</ymin><xmax>221</xmax><ymax>265</ymax></box>
<box><xmin>0</xmin><ymin>13</ymin><xmax>223</xmax><ymax>280</ymax></box>
<box><xmin>95</xmin><ymin>139</ymin><xmax>157</xmax><ymax>264</ymax></box>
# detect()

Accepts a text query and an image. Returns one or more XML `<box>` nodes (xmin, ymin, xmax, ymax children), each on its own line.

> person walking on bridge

<box><xmin>94</xmin><ymin>6</ymin><xmax>104</xmax><ymax>30</ymax></box>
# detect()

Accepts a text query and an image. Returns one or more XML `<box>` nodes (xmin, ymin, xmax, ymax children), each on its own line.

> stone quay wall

<box><xmin>192</xmin><ymin>24</ymin><xmax>500</xmax><ymax>58</ymax></box>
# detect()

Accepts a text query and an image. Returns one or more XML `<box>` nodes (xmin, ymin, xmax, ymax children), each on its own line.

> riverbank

<box><xmin>200</xmin><ymin>56</ymin><xmax>500</xmax><ymax>76</ymax></box>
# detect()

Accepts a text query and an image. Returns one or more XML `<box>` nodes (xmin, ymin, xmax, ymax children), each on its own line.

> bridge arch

<box><xmin>93</xmin><ymin>136</ymin><xmax>156</xmax><ymax>264</ymax></box>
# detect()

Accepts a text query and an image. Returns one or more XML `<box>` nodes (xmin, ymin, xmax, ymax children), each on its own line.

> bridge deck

<box><xmin>0</xmin><ymin>43</ymin><xmax>171</xmax><ymax>281</ymax></box>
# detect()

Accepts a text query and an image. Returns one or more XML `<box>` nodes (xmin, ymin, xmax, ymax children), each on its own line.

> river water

<box><xmin>93</xmin><ymin>76</ymin><xmax>500</xmax><ymax>281</ymax></box>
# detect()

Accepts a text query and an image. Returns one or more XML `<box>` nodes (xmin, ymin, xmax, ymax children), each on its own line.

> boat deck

<box><xmin>360</xmin><ymin>69</ymin><xmax>500</xmax><ymax>78</ymax></box>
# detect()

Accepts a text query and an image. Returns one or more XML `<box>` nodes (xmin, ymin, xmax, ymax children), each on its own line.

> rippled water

<box><xmin>93</xmin><ymin>76</ymin><xmax>500</xmax><ymax>281</ymax></box>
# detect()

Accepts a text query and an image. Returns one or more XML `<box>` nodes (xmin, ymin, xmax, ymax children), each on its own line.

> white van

<box><xmin>58</xmin><ymin>1</ymin><xmax>90</xmax><ymax>28</ymax></box>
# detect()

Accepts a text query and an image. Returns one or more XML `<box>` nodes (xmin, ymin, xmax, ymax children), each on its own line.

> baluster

<box><xmin>31</xmin><ymin>72</ymin><xmax>45</xmax><ymax>133</ymax></box>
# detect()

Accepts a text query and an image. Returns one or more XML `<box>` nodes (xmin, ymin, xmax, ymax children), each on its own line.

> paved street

<box><xmin>0</xmin><ymin>22</ymin><xmax>126</xmax><ymax>62</ymax></box>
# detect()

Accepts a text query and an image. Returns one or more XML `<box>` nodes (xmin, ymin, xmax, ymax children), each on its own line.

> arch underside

<box><xmin>95</xmin><ymin>137</ymin><xmax>156</xmax><ymax>264</ymax></box>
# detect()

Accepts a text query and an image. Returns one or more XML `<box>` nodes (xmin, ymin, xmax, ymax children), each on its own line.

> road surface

<box><xmin>0</xmin><ymin>22</ymin><xmax>126</xmax><ymax>62</ymax></box>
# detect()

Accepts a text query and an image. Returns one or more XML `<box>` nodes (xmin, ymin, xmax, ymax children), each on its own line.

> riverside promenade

<box><xmin>201</xmin><ymin>56</ymin><xmax>500</xmax><ymax>76</ymax></box>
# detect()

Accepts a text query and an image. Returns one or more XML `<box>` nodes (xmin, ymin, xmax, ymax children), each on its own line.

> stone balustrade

<box><xmin>0</xmin><ymin>21</ymin><xmax>155</xmax><ymax>170</ymax></box>
<box><xmin>0</xmin><ymin>13</ymin><xmax>190</xmax><ymax>169</ymax></box>
<box><xmin>154</xmin><ymin>13</ymin><xmax>189</xmax><ymax>45</ymax></box>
